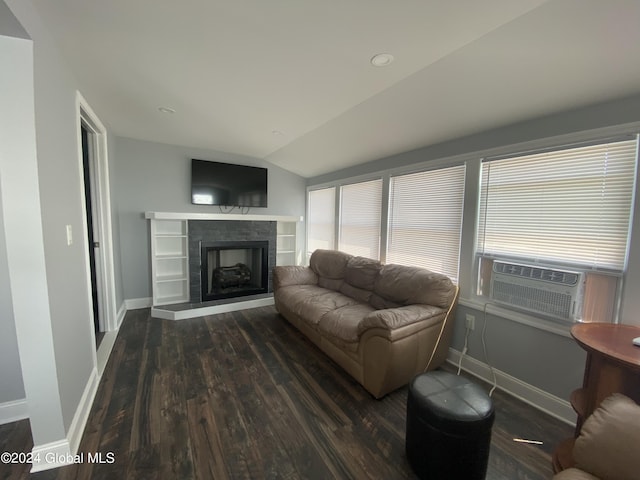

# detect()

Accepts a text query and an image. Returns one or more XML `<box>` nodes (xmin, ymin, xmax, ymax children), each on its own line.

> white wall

<box><xmin>113</xmin><ymin>136</ymin><xmax>306</xmax><ymax>301</ymax></box>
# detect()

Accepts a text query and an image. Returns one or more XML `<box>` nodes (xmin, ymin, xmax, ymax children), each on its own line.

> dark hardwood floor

<box><xmin>1</xmin><ymin>306</ymin><xmax>572</xmax><ymax>479</ymax></box>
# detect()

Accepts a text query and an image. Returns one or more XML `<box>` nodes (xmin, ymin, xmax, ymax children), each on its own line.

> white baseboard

<box><xmin>66</xmin><ymin>367</ymin><xmax>99</xmax><ymax>455</ymax></box>
<box><xmin>115</xmin><ymin>301</ymin><xmax>127</xmax><ymax>329</ymax></box>
<box><xmin>152</xmin><ymin>296</ymin><xmax>275</xmax><ymax>320</ymax></box>
<box><xmin>30</xmin><ymin>367</ymin><xmax>100</xmax><ymax>472</ymax></box>
<box><xmin>446</xmin><ymin>348</ymin><xmax>576</xmax><ymax>426</ymax></box>
<box><xmin>30</xmin><ymin>439</ymin><xmax>72</xmax><ymax>473</ymax></box>
<box><xmin>125</xmin><ymin>297</ymin><xmax>152</xmax><ymax>310</ymax></box>
<box><xmin>0</xmin><ymin>398</ymin><xmax>28</xmax><ymax>425</ymax></box>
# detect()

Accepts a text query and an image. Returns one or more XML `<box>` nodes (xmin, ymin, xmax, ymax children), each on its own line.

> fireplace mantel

<box><xmin>145</xmin><ymin>211</ymin><xmax>302</xmax><ymax>223</ymax></box>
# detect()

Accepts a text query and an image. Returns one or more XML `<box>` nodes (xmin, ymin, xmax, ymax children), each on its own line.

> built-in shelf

<box><xmin>276</xmin><ymin>221</ymin><xmax>298</xmax><ymax>266</ymax></box>
<box><xmin>150</xmin><ymin>219</ymin><xmax>190</xmax><ymax>305</ymax></box>
<box><xmin>147</xmin><ymin>212</ymin><xmax>303</xmax><ymax>308</ymax></box>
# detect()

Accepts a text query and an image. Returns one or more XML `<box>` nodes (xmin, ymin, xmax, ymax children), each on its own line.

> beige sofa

<box><xmin>553</xmin><ymin>393</ymin><xmax>640</xmax><ymax>480</ymax></box>
<box><xmin>273</xmin><ymin>249</ymin><xmax>458</xmax><ymax>398</ymax></box>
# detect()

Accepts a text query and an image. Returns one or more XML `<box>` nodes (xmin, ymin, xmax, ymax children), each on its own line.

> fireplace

<box><xmin>200</xmin><ymin>241</ymin><xmax>269</xmax><ymax>301</ymax></box>
<box><xmin>188</xmin><ymin>219</ymin><xmax>277</xmax><ymax>303</ymax></box>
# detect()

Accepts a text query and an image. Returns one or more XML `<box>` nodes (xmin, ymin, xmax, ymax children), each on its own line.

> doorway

<box><xmin>81</xmin><ymin>123</ymin><xmax>103</xmax><ymax>345</ymax></box>
<box><xmin>77</xmin><ymin>92</ymin><xmax>117</xmax><ymax>360</ymax></box>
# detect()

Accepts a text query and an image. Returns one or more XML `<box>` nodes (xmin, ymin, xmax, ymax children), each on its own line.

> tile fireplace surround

<box><xmin>145</xmin><ymin>212</ymin><xmax>301</xmax><ymax>320</ymax></box>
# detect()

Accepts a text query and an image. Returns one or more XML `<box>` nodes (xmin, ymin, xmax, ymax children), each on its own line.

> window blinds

<box><xmin>307</xmin><ymin>187</ymin><xmax>336</xmax><ymax>255</ymax></box>
<box><xmin>387</xmin><ymin>165</ymin><xmax>466</xmax><ymax>282</ymax></box>
<box><xmin>339</xmin><ymin>179</ymin><xmax>382</xmax><ymax>259</ymax></box>
<box><xmin>476</xmin><ymin>137</ymin><xmax>638</xmax><ymax>271</ymax></box>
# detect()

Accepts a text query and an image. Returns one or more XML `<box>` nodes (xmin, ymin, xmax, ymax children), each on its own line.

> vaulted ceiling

<box><xmin>31</xmin><ymin>0</ymin><xmax>640</xmax><ymax>178</ymax></box>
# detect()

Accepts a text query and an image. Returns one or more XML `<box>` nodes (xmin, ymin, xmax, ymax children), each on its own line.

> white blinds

<box><xmin>477</xmin><ymin>138</ymin><xmax>638</xmax><ymax>271</ymax></box>
<box><xmin>307</xmin><ymin>187</ymin><xmax>335</xmax><ymax>255</ymax></box>
<box><xmin>387</xmin><ymin>165</ymin><xmax>466</xmax><ymax>282</ymax></box>
<box><xmin>339</xmin><ymin>179</ymin><xmax>382</xmax><ymax>259</ymax></box>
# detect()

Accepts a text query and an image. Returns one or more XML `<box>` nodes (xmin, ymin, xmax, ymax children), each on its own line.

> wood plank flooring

<box><xmin>1</xmin><ymin>306</ymin><xmax>573</xmax><ymax>479</ymax></box>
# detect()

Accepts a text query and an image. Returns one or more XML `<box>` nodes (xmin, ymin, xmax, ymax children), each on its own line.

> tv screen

<box><xmin>191</xmin><ymin>159</ymin><xmax>268</xmax><ymax>207</ymax></box>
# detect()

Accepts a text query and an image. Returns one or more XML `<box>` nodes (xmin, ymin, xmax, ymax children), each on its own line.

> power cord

<box><xmin>457</xmin><ymin>325</ymin><xmax>470</xmax><ymax>375</ymax></box>
<box><xmin>482</xmin><ymin>302</ymin><xmax>498</xmax><ymax>396</ymax></box>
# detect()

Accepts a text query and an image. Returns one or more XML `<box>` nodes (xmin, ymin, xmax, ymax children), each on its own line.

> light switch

<box><xmin>66</xmin><ymin>224</ymin><xmax>73</xmax><ymax>245</ymax></box>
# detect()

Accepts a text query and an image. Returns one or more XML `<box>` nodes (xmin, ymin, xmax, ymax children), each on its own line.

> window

<box><xmin>476</xmin><ymin>137</ymin><xmax>638</xmax><ymax>322</ymax></box>
<box><xmin>338</xmin><ymin>179</ymin><xmax>382</xmax><ymax>259</ymax></box>
<box><xmin>387</xmin><ymin>165</ymin><xmax>466</xmax><ymax>282</ymax></box>
<box><xmin>307</xmin><ymin>187</ymin><xmax>335</xmax><ymax>256</ymax></box>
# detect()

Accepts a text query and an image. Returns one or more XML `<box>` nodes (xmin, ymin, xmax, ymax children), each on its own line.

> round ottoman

<box><xmin>405</xmin><ymin>370</ymin><xmax>495</xmax><ymax>480</ymax></box>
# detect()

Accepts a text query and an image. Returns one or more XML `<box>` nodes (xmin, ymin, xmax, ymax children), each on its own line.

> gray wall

<box><xmin>0</xmin><ymin>186</ymin><xmax>25</xmax><ymax>405</ymax></box>
<box><xmin>113</xmin><ymin>136</ymin><xmax>306</xmax><ymax>300</ymax></box>
<box><xmin>4</xmin><ymin>0</ymin><xmax>121</xmax><ymax>448</ymax></box>
<box><xmin>308</xmin><ymin>94</ymin><xmax>640</xmax><ymax>402</ymax></box>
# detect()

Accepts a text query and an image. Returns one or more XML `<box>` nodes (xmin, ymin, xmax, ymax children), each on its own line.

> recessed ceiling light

<box><xmin>158</xmin><ymin>106</ymin><xmax>176</xmax><ymax>114</ymax></box>
<box><xmin>370</xmin><ymin>53</ymin><xmax>394</xmax><ymax>67</ymax></box>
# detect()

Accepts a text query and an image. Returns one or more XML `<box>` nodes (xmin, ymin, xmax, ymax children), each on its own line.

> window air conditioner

<box><xmin>489</xmin><ymin>259</ymin><xmax>585</xmax><ymax>322</ymax></box>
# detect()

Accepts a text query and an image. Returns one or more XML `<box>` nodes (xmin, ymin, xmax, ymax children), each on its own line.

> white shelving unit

<box><xmin>150</xmin><ymin>219</ymin><xmax>189</xmax><ymax>305</ymax></box>
<box><xmin>276</xmin><ymin>221</ymin><xmax>298</xmax><ymax>266</ymax></box>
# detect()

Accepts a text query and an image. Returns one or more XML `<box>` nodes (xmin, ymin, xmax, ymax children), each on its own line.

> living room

<box><xmin>2</xmin><ymin>0</ymin><xmax>640</xmax><ymax>478</ymax></box>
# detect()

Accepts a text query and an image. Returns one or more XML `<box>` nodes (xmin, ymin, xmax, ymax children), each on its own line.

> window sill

<box><xmin>458</xmin><ymin>297</ymin><xmax>573</xmax><ymax>338</ymax></box>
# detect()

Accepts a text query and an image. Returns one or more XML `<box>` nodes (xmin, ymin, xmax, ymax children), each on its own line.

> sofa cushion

<box><xmin>374</xmin><ymin>264</ymin><xmax>455</xmax><ymax>308</ymax></box>
<box><xmin>319</xmin><ymin>277</ymin><xmax>344</xmax><ymax>291</ymax></box>
<box><xmin>344</xmin><ymin>256</ymin><xmax>381</xmax><ymax>290</ymax></box>
<box><xmin>339</xmin><ymin>282</ymin><xmax>373</xmax><ymax>304</ymax></box>
<box><xmin>359</xmin><ymin>305</ymin><xmax>445</xmax><ymax>333</ymax></box>
<box><xmin>275</xmin><ymin>284</ymin><xmax>329</xmax><ymax>311</ymax></box>
<box><xmin>572</xmin><ymin>393</ymin><xmax>640</xmax><ymax>480</ymax></box>
<box><xmin>310</xmin><ymin>249</ymin><xmax>351</xmax><ymax>279</ymax></box>
<box><xmin>286</xmin><ymin>288</ymin><xmax>360</xmax><ymax>326</ymax></box>
<box><xmin>369</xmin><ymin>293</ymin><xmax>401</xmax><ymax>310</ymax></box>
<box><xmin>318</xmin><ymin>303</ymin><xmax>376</xmax><ymax>343</ymax></box>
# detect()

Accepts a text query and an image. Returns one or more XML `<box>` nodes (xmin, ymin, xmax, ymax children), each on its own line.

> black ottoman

<box><xmin>406</xmin><ymin>370</ymin><xmax>495</xmax><ymax>480</ymax></box>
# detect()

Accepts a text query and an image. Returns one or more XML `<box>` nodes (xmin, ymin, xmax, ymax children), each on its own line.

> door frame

<box><xmin>75</xmin><ymin>92</ymin><xmax>117</xmax><ymax>336</ymax></box>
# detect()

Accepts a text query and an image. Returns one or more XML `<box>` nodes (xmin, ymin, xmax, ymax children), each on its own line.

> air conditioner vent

<box><xmin>489</xmin><ymin>260</ymin><xmax>585</xmax><ymax>321</ymax></box>
<box><xmin>492</xmin><ymin>261</ymin><xmax>580</xmax><ymax>286</ymax></box>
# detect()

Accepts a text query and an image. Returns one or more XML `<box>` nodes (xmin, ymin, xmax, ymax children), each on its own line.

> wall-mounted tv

<box><xmin>191</xmin><ymin>159</ymin><xmax>268</xmax><ymax>207</ymax></box>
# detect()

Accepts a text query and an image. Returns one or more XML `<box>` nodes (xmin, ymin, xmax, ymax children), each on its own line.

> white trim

<box><xmin>125</xmin><ymin>297</ymin><xmax>153</xmax><ymax>310</ymax></box>
<box><xmin>145</xmin><ymin>212</ymin><xmax>302</xmax><ymax>222</ymax></box>
<box><xmin>115</xmin><ymin>301</ymin><xmax>127</xmax><ymax>329</ymax></box>
<box><xmin>66</xmin><ymin>368</ymin><xmax>99</xmax><ymax>456</ymax></box>
<box><xmin>151</xmin><ymin>296</ymin><xmax>275</xmax><ymax>320</ymax></box>
<box><xmin>76</xmin><ymin>92</ymin><xmax>118</xmax><ymax>335</ymax></box>
<box><xmin>447</xmin><ymin>348</ymin><xmax>576</xmax><ymax>426</ymax></box>
<box><xmin>96</xmin><ymin>330</ymin><xmax>119</xmax><ymax>376</ymax></box>
<box><xmin>30</xmin><ymin>439</ymin><xmax>72</xmax><ymax>473</ymax></box>
<box><xmin>0</xmin><ymin>398</ymin><xmax>28</xmax><ymax>425</ymax></box>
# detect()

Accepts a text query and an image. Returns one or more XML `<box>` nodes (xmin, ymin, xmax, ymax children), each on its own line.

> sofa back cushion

<box><xmin>344</xmin><ymin>256</ymin><xmax>381</xmax><ymax>290</ymax></box>
<box><xmin>374</xmin><ymin>264</ymin><xmax>455</xmax><ymax>308</ymax></box>
<box><xmin>310</xmin><ymin>249</ymin><xmax>351</xmax><ymax>280</ymax></box>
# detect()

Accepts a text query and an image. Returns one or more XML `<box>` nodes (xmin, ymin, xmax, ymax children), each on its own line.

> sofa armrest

<box><xmin>569</xmin><ymin>393</ymin><xmax>640</xmax><ymax>480</ymax></box>
<box><xmin>273</xmin><ymin>266</ymin><xmax>318</xmax><ymax>291</ymax></box>
<box><xmin>358</xmin><ymin>305</ymin><xmax>445</xmax><ymax>335</ymax></box>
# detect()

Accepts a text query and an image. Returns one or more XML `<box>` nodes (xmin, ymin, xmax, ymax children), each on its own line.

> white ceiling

<box><xmin>31</xmin><ymin>0</ymin><xmax>640</xmax><ymax>178</ymax></box>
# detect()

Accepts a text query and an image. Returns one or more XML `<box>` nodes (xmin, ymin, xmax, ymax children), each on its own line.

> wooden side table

<box><xmin>552</xmin><ymin>323</ymin><xmax>640</xmax><ymax>472</ymax></box>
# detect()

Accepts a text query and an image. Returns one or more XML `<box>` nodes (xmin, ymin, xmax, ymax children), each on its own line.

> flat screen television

<box><xmin>191</xmin><ymin>159</ymin><xmax>268</xmax><ymax>207</ymax></box>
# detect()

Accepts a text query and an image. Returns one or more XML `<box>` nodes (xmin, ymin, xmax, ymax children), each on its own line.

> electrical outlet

<box><xmin>465</xmin><ymin>314</ymin><xmax>475</xmax><ymax>330</ymax></box>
